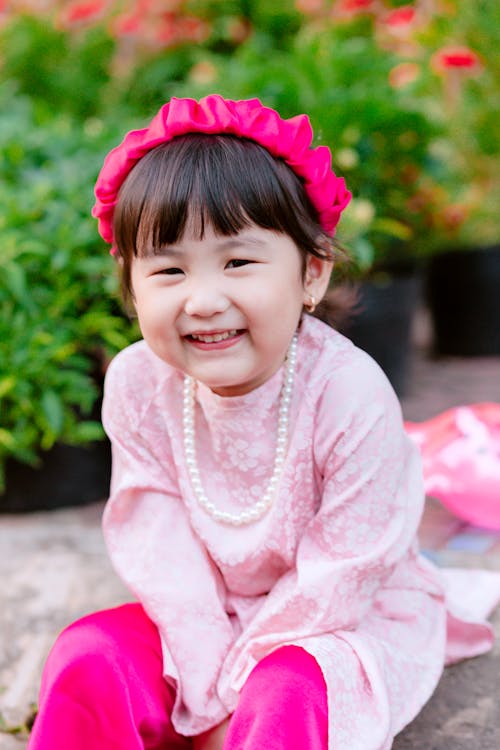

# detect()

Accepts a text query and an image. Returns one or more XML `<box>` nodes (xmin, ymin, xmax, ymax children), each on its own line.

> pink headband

<box><xmin>92</xmin><ymin>95</ymin><xmax>351</xmax><ymax>253</ymax></box>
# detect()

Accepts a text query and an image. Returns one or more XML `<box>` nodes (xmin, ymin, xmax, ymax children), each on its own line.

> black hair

<box><xmin>113</xmin><ymin>133</ymin><xmax>344</xmax><ymax>302</ymax></box>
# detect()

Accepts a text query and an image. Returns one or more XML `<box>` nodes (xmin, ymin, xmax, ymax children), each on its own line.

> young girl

<box><xmin>28</xmin><ymin>95</ymin><xmax>500</xmax><ymax>750</ymax></box>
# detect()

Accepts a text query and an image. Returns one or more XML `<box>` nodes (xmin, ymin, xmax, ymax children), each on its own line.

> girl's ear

<box><xmin>302</xmin><ymin>253</ymin><xmax>333</xmax><ymax>308</ymax></box>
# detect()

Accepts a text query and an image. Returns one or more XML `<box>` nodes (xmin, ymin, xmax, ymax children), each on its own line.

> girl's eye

<box><xmin>158</xmin><ymin>267</ymin><xmax>183</xmax><ymax>275</ymax></box>
<box><xmin>226</xmin><ymin>259</ymin><xmax>252</xmax><ymax>269</ymax></box>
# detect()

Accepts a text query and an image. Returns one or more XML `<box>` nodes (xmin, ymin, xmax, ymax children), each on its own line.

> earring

<box><xmin>304</xmin><ymin>295</ymin><xmax>317</xmax><ymax>313</ymax></box>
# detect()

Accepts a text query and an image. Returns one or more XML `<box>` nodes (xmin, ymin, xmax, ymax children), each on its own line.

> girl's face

<box><xmin>130</xmin><ymin>222</ymin><xmax>330</xmax><ymax>396</ymax></box>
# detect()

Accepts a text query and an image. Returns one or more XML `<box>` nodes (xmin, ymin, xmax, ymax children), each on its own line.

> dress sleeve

<box><xmin>102</xmin><ymin>355</ymin><xmax>235</xmax><ymax>735</ymax></box>
<box><xmin>218</xmin><ymin>355</ymin><xmax>425</xmax><ymax>700</ymax></box>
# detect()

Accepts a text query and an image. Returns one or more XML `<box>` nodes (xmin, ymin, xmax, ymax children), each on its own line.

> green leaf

<box><xmin>4</xmin><ymin>262</ymin><xmax>30</xmax><ymax>305</ymax></box>
<box><xmin>0</xmin><ymin>376</ymin><xmax>16</xmax><ymax>398</ymax></box>
<box><xmin>72</xmin><ymin>421</ymin><xmax>105</xmax><ymax>443</ymax></box>
<box><xmin>0</xmin><ymin>428</ymin><xmax>17</xmax><ymax>450</ymax></box>
<box><xmin>371</xmin><ymin>218</ymin><xmax>413</xmax><ymax>241</ymax></box>
<box><xmin>40</xmin><ymin>390</ymin><xmax>64</xmax><ymax>434</ymax></box>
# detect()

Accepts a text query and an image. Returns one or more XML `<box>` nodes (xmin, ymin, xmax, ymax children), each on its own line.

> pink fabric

<box><xmin>405</xmin><ymin>403</ymin><xmax>500</xmax><ymax>530</ymax></box>
<box><xmin>101</xmin><ymin>315</ymin><xmax>500</xmax><ymax>749</ymax></box>
<box><xmin>28</xmin><ymin>604</ymin><xmax>328</xmax><ymax>750</ymax></box>
<box><xmin>92</xmin><ymin>95</ymin><xmax>352</xmax><ymax>251</ymax></box>
<box><xmin>28</xmin><ymin>604</ymin><xmax>187</xmax><ymax>750</ymax></box>
<box><xmin>224</xmin><ymin>644</ymin><xmax>328</xmax><ymax>749</ymax></box>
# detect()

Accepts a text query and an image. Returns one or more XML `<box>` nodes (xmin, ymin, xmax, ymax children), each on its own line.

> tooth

<box><xmin>191</xmin><ymin>330</ymin><xmax>239</xmax><ymax>342</ymax></box>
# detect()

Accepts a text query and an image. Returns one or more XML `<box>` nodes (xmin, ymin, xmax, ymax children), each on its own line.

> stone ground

<box><xmin>1</xmin><ymin>312</ymin><xmax>500</xmax><ymax>748</ymax></box>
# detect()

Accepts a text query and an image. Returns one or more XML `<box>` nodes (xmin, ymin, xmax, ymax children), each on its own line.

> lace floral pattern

<box><xmin>102</xmin><ymin>315</ymin><xmax>500</xmax><ymax>746</ymax></box>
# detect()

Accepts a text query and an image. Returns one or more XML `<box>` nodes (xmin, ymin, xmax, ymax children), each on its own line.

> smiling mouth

<box><xmin>186</xmin><ymin>329</ymin><xmax>242</xmax><ymax>343</ymax></box>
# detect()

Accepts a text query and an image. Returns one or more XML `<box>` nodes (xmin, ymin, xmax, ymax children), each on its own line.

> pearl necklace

<box><xmin>183</xmin><ymin>334</ymin><xmax>298</xmax><ymax>526</ymax></box>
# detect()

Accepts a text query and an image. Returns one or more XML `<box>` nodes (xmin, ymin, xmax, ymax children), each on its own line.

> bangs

<box><xmin>113</xmin><ymin>134</ymin><xmax>322</xmax><ymax>258</ymax></box>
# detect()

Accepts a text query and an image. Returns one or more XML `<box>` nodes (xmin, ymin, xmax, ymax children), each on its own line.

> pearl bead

<box><xmin>183</xmin><ymin>333</ymin><xmax>298</xmax><ymax>525</ymax></box>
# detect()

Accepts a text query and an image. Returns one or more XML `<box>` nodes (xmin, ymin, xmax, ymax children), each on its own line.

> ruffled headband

<box><xmin>92</xmin><ymin>95</ymin><xmax>352</xmax><ymax>253</ymax></box>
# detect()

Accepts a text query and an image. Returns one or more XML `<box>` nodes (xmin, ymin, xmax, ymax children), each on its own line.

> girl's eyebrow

<box><xmin>151</xmin><ymin>235</ymin><xmax>266</xmax><ymax>257</ymax></box>
<box><xmin>216</xmin><ymin>236</ymin><xmax>266</xmax><ymax>251</ymax></box>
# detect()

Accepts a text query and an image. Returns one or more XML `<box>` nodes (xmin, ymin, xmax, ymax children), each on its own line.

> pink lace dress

<box><xmin>102</xmin><ymin>315</ymin><xmax>500</xmax><ymax>749</ymax></box>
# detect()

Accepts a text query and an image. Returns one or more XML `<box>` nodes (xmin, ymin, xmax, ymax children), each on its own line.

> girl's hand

<box><xmin>192</xmin><ymin>717</ymin><xmax>231</xmax><ymax>750</ymax></box>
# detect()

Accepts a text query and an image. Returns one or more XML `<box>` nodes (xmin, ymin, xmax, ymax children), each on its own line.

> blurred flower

<box><xmin>377</xmin><ymin>3</ymin><xmax>421</xmax><ymax>55</ymax></box>
<box><xmin>174</xmin><ymin>16</ymin><xmax>210</xmax><ymax>45</ymax></box>
<box><xmin>389</xmin><ymin>61</ymin><xmax>420</xmax><ymax>88</ymax></box>
<box><xmin>335</xmin><ymin>147</ymin><xmax>359</xmax><ymax>170</ymax></box>
<box><xmin>342</xmin><ymin>126</ymin><xmax>361</xmax><ymax>145</ymax></box>
<box><xmin>0</xmin><ymin>0</ymin><xmax>8</xmax><ymax>27</ymax></box>
<box><xmin>152</xmin><ymin>14</ymin><xmax>177</xmax><ymax>46</ymax></box>
<box><xmin>431</xmin><ymin>45</ymin><xmax>482</xmax><ymax>73</ymax></box>
<box><xmin>334</xmin><ymin>0</ymin><xmax>377</xmax><ymax>19</ymax></box>
<box><xmin>350</xmin><ymin>198</ymin><xmax>376</xmax><ymax>226</ymax></box>
<box><xmin>57</xmin><ymin>0</ymin><xmax>111</xmax><ymax>29</ymax></box>
<box><xmin>189</xmin><ymin>60</ymin><xmax>218</xmax><ymax>85</ymax></box>
<box><xmin>111</xmin><ymin>11</ymin><xmax>146</xmax><ymax>38</ymax></box>
<box><xmin>226</xmin><ymin>17</ymin><xmax>252</xmax><ymax>44</ymax></box>
<box><xmin>431</xmin><ymin>45</ymin><xmax>482</xmax><ymax>111</ymax></box>
<box><xmin>383</xmin><ymin>4</ymin><xmax>416</xmax><ymax>34</ymax></box>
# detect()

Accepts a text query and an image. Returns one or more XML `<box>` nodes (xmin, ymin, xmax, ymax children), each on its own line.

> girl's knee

<box><xmin>33</xmin><ymin>605</ymin><xmax>178</xmax><ymax>749</ymax></box>
<box><xmin>42</xmin><ymin>604</ymin><xmax>153</xmax><ymax>699</ymax></box>
<box><xmin>242</xmin><ymin>646</ymin><xmax>327</xmax><ymax>710</ymax></box>
<box><xmin>228</xmin><ymin>647</ymin><xmax>328</xmax><ymax>748</ymax></box>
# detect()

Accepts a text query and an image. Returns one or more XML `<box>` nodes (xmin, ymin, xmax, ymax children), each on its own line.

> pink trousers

<box><xmin>28</xmin><ymin>603</ymin><xmax>328</xmax><ymax>749</ymax></box>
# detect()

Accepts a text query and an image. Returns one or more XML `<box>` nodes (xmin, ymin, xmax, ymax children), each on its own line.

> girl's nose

<box><xmin>183</xmin><ymin>282</ymin><xmax>230</xmax><ymax>317</ymax></box>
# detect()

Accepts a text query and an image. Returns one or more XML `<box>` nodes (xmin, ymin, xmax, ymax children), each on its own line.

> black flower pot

<box><xmin>1</xmin><ymin>439</ymin><xmax>111</xmax><ymax>514</ymax></box>
<box><xmin>321</xmin><ymin>272</ymin><xmax>421</xmax><ymax>397</ymax></box>
<box><xmin>426</xmin><ymin>246</ymin><xmax>500</xmax><ymax>356</ymax></box>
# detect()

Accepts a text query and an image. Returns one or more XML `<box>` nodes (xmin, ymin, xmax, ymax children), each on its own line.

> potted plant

<box><xmin>0</xmin><ymin>88</ymin><xmax>137</xmax><ymax>511</ymax></box>
<box><xmin>0</xmin><ymin>2</ymin><xmax>256</xmax><ymax>510</ymax></box>
<box><xmin>415</xmin><ymin>2</ymin><xmax>500</xmax><ymax>355</ymax></box>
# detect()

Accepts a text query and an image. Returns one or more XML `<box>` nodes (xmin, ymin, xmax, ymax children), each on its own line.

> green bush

<box><xmin>0</xmin><ymin>87</ymin><xmax>138</xmax><ymax>489</ymax></box>
<box><xmin>0</xmin><ymin>2</ymin><xmax>497</xmax><ymax>483</ymax></box>
<box><xmin>0</xmin><ymin>16</ymin><xmax>114</xmax><ymax>119</ymax></box>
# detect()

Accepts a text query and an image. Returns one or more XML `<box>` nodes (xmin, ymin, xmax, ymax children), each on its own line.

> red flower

<box><xmin>384</xmin><ymin>5</ymin><xmax>416</xmax><ymax>28</ymax></box>
<box><xmin>152</xmin><ymin>14</ymin><xmax>178</xmax><ymax>46</ymax></box>
<box><xmin>57</xmin><ymin>0</ymin><xmax>110</xmax><ymax>28</ymax></box>
<box><xmin>112</xmin><ymin>12</ymin><xmax>144</xmax><ymax>37</ymax></box>
<box><xmin>335</xmin><ymin>0</ymin><xmax>376</xmax><ymax>17</ymax></box>
<box><xmin>432</xmin><ymin>46</ymin><xmax>482</xmax><ymax>72</ymax></box>
<box><xmin>175</xmin><ymin>15</ymin><xmax>211</xmax><ymax>44</ymax></box>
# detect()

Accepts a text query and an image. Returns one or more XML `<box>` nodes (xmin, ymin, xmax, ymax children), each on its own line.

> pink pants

<box><xmin>28</xmin><ymin>603</ymin><xmax>328</xmax><ymax>749</ymax></box>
